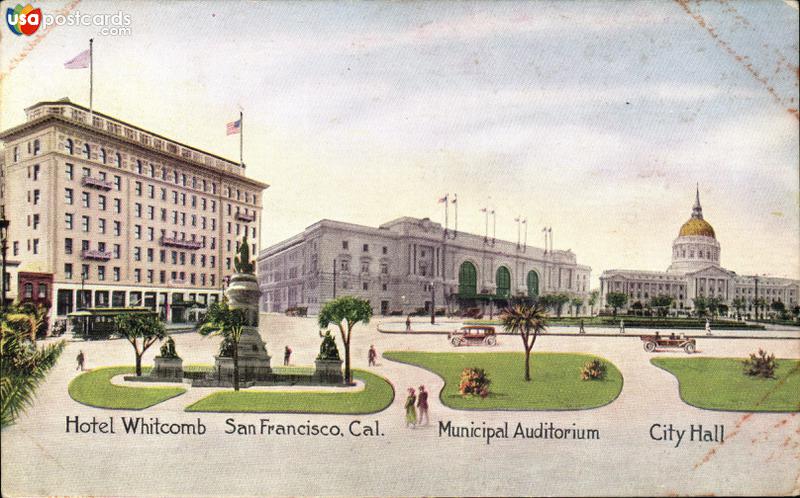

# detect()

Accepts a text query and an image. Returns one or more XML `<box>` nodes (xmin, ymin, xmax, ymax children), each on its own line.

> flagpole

<box><xmin>444</xmin><ymin>194</ymin><xmax>449</xmax><ymax>237</ymax></box>
<box><xmin>89</xmin><ymin>38</ymin><xmax>94</xmax><ymax>119</ymax></box>
<box><xmin>239</xmin><ymin>110</ymin><xmax>244</xmax><ymax>167</ymax></box>
<box><xmin>453</xmin><ymin>194</ymin><xmax>457</xmax><ymax>238</ymax></box>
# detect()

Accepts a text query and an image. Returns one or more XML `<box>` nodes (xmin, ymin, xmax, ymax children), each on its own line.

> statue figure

<box><xmin>317</xmin><ymin>330</ymin><xmax>341</xmax><ymax>361</ymax></box>
<box><xmin>233</xmin><ymin>234</ymin><xmax>254</xmax><ymax>274</ymax></box>
<box><xmin>159</xmin><ymin>336</ymin><xmax>179</xmax><ymax>359</ymax></box>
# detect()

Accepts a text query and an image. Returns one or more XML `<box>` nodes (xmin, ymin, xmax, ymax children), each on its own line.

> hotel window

<box><xmin>98</xmin><ymin>218</ymin><xmax>106</xmax><ymax>234</ymax></box>
<box><xmin>23</xmin><ymin>283</ymin><xmax>32</xmax><ymax>299</ymax></box>
<box><xmin>82</xmin><ymin>143</ymin><xmax>90</xmax><ymax>159</ymax></box>
<box><xmin>99</xmin><ymin>171</ymin><xmax>107</xmax><ymax>182</ymax></box>
<box><xmin>226</xmin><ymin>258</ymin><xmax>231</xmax><ymax>270</ymax></box>
<box><xmin>113</xmin><ymin>267</ymin><xmax>120</xmax><ymax>281</ymax></box>
<box><xmin>32</xmin><ymin>164</ymin><xmax>40</xmax><ymax>180</ymax></box>
<box><xmin>181</xmin><ymin>174</ymin><xmax>187</xmax><ymax>186</ymax></box>
<box><xmin>115</xmin><ymin>153</ymin><xmax>121</xmax><ymax>167</ymax></box>
<box><xmin>65</xmin><ymin>238</ymin><xmax>73</xmax><ymax>254</ymax></box>
<box><xmin>100</xmin><ymin>148</ymin><xmax>107</xmax><ymax>164</ymax></box>
<box><xmin>149</xmin><ymin>164</ymin><xmax>155</xmax><ymax>177</ymax></box>
<box><xmin>32</xmin><ymin>189</ymin><xmax>40</xmax><ymax>205</ymax></box>
<box><xmin>65</xmin><ymin>139</ymin><xmax>74</xmax><ymax>155</ymax></box>
<box><xmin>362</xmin><ymin>244</ymin><xmax>369</xmax><ymax>252</ymax></box>
<box><xmin>362</xmin><ymin>282</ymin><xmax>369</xmax><ymax>291</ymax></box>
<box><xmin>172</xmin><ymin>191</ymin><xmax>178</xmax><ymax>204</ymax></box>
<box><xmin>148</xmin><ymin>185</ymin><xmax>155</xmax><ymax>199</ymax></box>
<box><xmin>65</xmin><ymin>263</ymin><xmax>73</xmax><ymax>280</ymax></box>
<box><xmin>147</xmin><ymin>248</ymin><xmax>154</xmax><ymax>263</ymax></box>
<box><xmin>136</xmin><ymin>160</ymin><xmax>143</xmax><ymax>175</ymax></box>
<box><xmin>147</xmin><ymin>270</ymin><xmax>154</xmax><ymax>283</ymax></box>
<box><xmin>227</xmin><ymin>222</ymin><xmax>231</xmax><ymax>234</ymax></box>
<box><xmin>97</xmin><ymin>266</ymin><xmax>105</xmax><ymax>281</ymax></box>
<box><xmin>135</xmin><ymin>203</ymin><xmax>142</xmax><ymax>218</ymax></box>
<box><xmin>80</xmin><ymin>264</ymin><xmax>89</xmax><ymax>280</ymax></box>
<box><xmin>227</xmin><ymin>204</ymin><xmax>232</xmax><ymax>215</ymax></box>
<box><xmin>160</xmin><ymin>250</ymin><xmax>166</xmax><ymax>263</ymax></box>
<box><xmin>32</xmin><ymin>139</ymin><xmax>41</xmax><ymax>155</ymax></box>
<box><xmin>181</xmin><ymin>193</ymin><xmax>186</xmax><ymax>206</ymax></box>
<box><xmin>171</xmin><ymin>251</ymin><xmax>178</xmax><ymax>264</ymax></box>
<box><xmin>135</xmin><ymin>182</ymin><xmax>142</xmax><ymax>196</ymax></box>
<box><xmin>210</xmin><ymin>274</ymin><xmax>215</xmax><ymax>286</ymax></box>
<box><xmin>114</xmin><ymin>175</ymin><xmax>121</xmax><ymax>190</ymax></box>
<box><xmin>65</xmin><ymin>213</ymin><xmax>74</xmax><ymax>230</ymax></box>
<box><xmin>380</xmin><ymin>263</ymin><xmax>388</xmax><ymax>274</ymax></box>
<box><xmin>160</xmin><ymin>188</ymin><xmax>167</xmax><ymax>201</ymax></box>
<box><xmin>161</xmin><ymin>167</ymin><xmax>168</xmax><ymax>181</ymax></box>
<box><xmin>191</xmin><ymin>195</ymin><xmax>197</xmax><ymax>208</ymax></box>
<box><xmin>148</xmin><ymin>227</ymin><xmax>154</xmax><ymax>241</ymax></box>
<box><xmin>211</xmin><ymin>219</ymin><xmax>216</xmax><ymax>230</ymax></box>
<box><xmin>173</xmin><ymin>170</ymin><xmax>179</xmax><ymax>184</ymax></box>
<box><xmin>32</xmin><ymin>239</ymin><xmax>39</xmax><ymax>254</ymax></box>
<box><xmin>134</xmin><ymin>269</ymin><xmax>141</xmax><ymax>283</ymax></box>
<box><xmin>211</xmin><ymin>200</ymin><xmax>216</xmax><ymax>212</ymax></box>
<box><xmin>134</xmin><ymin>247</ymin><xmax>141</xmax><ymax>262</ymax></box>
<box><xmin>210</xmin><ymin>256</ymin><xmax>216</xmax><ymax>268</ymax></box>
<box><xmin>65</xmin><ymin>188</ymin><xmax>74</xmax><ymax>205</ymax></box>
<box><xmin>361</xmin><ymin>262</ymin><xmax>370</xmax><ymax>273</ymax></box>
<box><xmin>81</xmin><ymin>216</ymin><xmax>89</xmax><ymax>232</ymax></box>
<box><xmin>111</xmin><ymin>198</ymin><xmax>120</xmax><ymax>214</ymax></box>
<box><xmin>65</xmin><ymin>163</ymin><xmax>74</xmax><ymax>180</ymax></box>
<box><xmin>32</xmin><ymin>214</ymin><xmax>40</xmax><ymax>230</ymax></box>
<box><xmin>113</xmin><ymin>244</ymin><xmax>121</xmax><ymax>258</ymax></box>
<box><xmin>134</xmin><ymin>225</ymin><xmax>142</xmax><ymax>239</ymax></box>
<box><xmin>148</xmin><ymin>206</ymin><xmax>155</xmax><ymax>220</ymax></box>
<box><xmin>342</xmin><ymin>241</ymin><xmax>349</xmax><ymax>250</ymax></box>
<box><xmin>159</xmin><ymin>271</ymin><xmax>166</xmax><ymax>284</ymax></box>
<box><xmin>98</xmin><ymin>195</ymin><xmax>106</xmax><ymax>211</ymax></box>
<box><xmin>227</xmin><ymin>240</ymin><xmax>231</xmax><ymax>251</ymax></box>
<box><xmin>341</xmin><ymin>260</ymin><xmax>349</xmax><ymax>272</ymax></box>
<box><xmin>112</xmin><ymin>221</ymin><xmax>120</xmax><ymax>236</ymax></box>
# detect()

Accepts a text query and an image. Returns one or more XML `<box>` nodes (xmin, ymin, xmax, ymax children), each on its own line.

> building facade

<box><xmin>258</xmin><ymin>216</ymin><xmax>591</xmax><ymax>315</ymax></box>
<box><xmin>0</xmin><ymin>99</ymin><xmax>268</xmax><ymax>322</ymax></box>
<box><xmin>600</xmin><ymin>188</ymin><xmax>799</xmax><ymax>316</ymax></box>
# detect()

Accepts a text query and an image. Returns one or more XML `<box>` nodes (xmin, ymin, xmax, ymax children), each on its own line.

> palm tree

<box><xmin>499</xmin><ymin>302</ymin><xmax>548</xmax><ymax>381</ymax></box>
<box><xmin>1</xmin><ymin>311</ymin><xmax>65</xmax><ymax>428</ymax></box>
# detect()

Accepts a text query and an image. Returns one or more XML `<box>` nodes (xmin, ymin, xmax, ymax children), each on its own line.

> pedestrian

<box><xmin>76</xmin><ymin>350</ymin><xmax>85</xmax><ymax>371</ymax></box>
<box><xmin>368</xmin><ymin>345</ymin><xmax>377</xmax><ymax>366</ymax></box>
<box><xmin>406</xmin><ymin>315</ymin><xmax>412</xmax><ymax>332</ymax></box>
<box><xmin>705</xmin><ymin>318</ymin><xmax>712</xmax><ymax>336</ymax></box>
<box><xmin>417</xmin><ymin>385</ymin><xmax>429</xmax><ymax>425</ymax></box>
<box><xmin>579</xmin><ymin>319</ymin><xmax>586</xmax><ymax>334</ymax></box>
<box><xmin>405</xmin><ymin>387</ymin><xmax>417</xmax><ymax>428</ymax></box>
<box><xmin>284</xmin><ymin>345</ymin><xmax>292</xmax><ymax>366</ymax></box>
<box><xmin>619</xmin><ymin>319</ymin><xmax>625</xmax><ymax>334</ymax></box>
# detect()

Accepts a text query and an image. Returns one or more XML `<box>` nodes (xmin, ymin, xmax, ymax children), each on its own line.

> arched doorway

<box><xmin>496</xmin><ymin>267</ymin><xmax>511</xmax><ymax>298</ymax></box>
<box><xmin>527</xmin><ymin>271</ymin><xmax>539</xmax><ymax>299</ymax></box>
<box><xmin>458</xmin><ymin>261</ymin><xmax>477</xmax><ymax>296</ymax></box>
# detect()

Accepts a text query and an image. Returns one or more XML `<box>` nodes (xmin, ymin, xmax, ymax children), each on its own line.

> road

<box><xmin>1</xmin><ymin>314</ymin><xmax>798</xmax><ymax>496</ymax></box>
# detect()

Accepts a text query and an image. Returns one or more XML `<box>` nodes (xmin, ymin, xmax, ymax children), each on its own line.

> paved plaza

<box><xmin>1</xmin><ymin>315</ymin><xmax>798</xmax><ymax>496</ymax></box>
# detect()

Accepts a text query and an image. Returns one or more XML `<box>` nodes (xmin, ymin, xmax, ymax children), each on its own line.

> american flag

<box><xmin>438</xmin><ymin>194</ymin><xmax>448</xmax><ymax>203</ymax></box>
<box><xmin>64</xmin><ymin>49</ymin><xmax>90</xmax><ymax>69</ymax></box>
<box><xmin>226</xmin><ymin>119</ymin><xmax>241</xmax><ymax>135</ymax></box>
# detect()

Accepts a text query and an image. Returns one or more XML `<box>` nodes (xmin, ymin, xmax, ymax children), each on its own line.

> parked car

<box><xmin>448</xmin><ymin>326</ymin><xmax>497</xmax><ymax>347</ymax></box>
<box><xmin>640</xmin><ymin>333</ymin><xmax>696</xmax><ymax>354</ymax></box>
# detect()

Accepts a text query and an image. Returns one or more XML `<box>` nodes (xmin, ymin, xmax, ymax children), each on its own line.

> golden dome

<box><xmin>679</xmin><ymin>218</ymin><xmax>715</xmax><ymax>238</ymax></box>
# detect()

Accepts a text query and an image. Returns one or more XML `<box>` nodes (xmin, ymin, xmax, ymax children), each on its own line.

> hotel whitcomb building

<box><xmin>0</xmin><ymin>99</ymin><xmax>268</xmax><ymax>322</ymax></box>
<box><xmin>258</xmin><ymin>217</ymin><xmax>591</xmax><ymax>315</ymax></box>
<box><xmin>600</xmin><ymin>188</ymin><xmax>799</xmax><ymax>316</ymax></box>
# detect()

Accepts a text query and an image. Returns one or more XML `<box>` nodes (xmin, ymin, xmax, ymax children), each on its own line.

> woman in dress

<box><xmin>405</xmin><ymin>387</ymin><xmax>417</xmax><ymax>428</ymax></box>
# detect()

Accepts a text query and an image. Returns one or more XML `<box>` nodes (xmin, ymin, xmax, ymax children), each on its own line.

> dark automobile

<box><xmin>448</xmin><ymin>326</ymin><xmax>497</xmax><ymax>347</ymax></box>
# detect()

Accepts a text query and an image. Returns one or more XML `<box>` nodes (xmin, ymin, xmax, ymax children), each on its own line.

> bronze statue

<box><xmin>234</xmin><ymin>234</ymin><xmax>254</xmax><ymax>274</ymax></box>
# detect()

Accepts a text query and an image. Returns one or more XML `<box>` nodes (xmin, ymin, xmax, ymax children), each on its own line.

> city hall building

<box><xmin>258</xmin><ymin>216</ymin><xmax>591</xmax><ymax>315</ymax></box>
<box><xmin>599</xmin><ymin>188</ymin><xmax>799</xmax><ymax>315</ymax></box>
<box><xmin>0</xmin><ymin>99</ymin><xmax>268</xmax><ymax>322</ymax></box>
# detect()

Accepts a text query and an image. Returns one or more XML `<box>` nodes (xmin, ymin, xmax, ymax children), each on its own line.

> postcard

<box><xmin>1</xmin><ymin>1</ymin><xmax>798</xmax><ymax>496</ymax></box>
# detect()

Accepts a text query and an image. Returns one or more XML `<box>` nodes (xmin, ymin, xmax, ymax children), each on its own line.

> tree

<box><xmin>693</xmin><ymin>296</ymin><xmax>708</xmax><ymax>317</ymax></box>
<box><xmin>115</xmin><ymin>312</ymin><xmax>166</xmax><ymax>377</ymax></box>
<box><xmin>770</xmin><ymin>300</ymin><xmax>786</xmax><ymax>318</ymax></box>
<box><xmin>550</xmin><ymin>293</ymin><xmax>571</xmax><ymax>318</ymax></box>
<box><xmin>199</xmin><ymin>300</ymin><xmax>247</xmax><ymax>391</ymax></box>
<box><xmin>1</xmin><ymin>310</ymin><xmax>65</xmax><ymax>428</ymax></box>
<box><xmin>570</xmin><ymin>297</ymin><xmax>583</xmax><ymax>317</ymax></box>
<box><xmin>731</xmin><ymin>297</ymin><xmax>746</xmax><ymax>319</ymax></box>
<box><xmin>753</xmin><ymin>297</ymin><xmax>767</xmax><ymax>320</ymax></box>
<box><xmin>499</xmin><ymin>302</ymin><xmax>548</xmax><ymax>381</ymax></box>
<box><xmin>318</xmin><ymin>296</ymin><xmax>372</xmax><ymax>384</ymax></box>
<box><xmin>587</xmin><ymin>290</ymin><xmax>599</xmax><ymax>316</ymax></box>
<box><xmin>606</xmin><ymin>292</ymin><xmax>628</xmax><ymax>317</ymax></box>
<box><xmin>5</xmin><ymin>303</ymin><xmax>49</xmax><ymax>342</ymax></box>
<box><xmin>707</xmin><ymin>297</ymin><xmax>722</xmax><ymax>318</ymax></box>
<box><xmin>650</xmin><ymin>295</ymin><xmax>674</xmax><ymax>317</ymax></box>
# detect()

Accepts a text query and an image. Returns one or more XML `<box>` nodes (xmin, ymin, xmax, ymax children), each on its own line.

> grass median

<box><xmin>384</xmin><ymin>351</ymin><xmax>623</xmax><ymax>410</ymax></box>
<box><xmin>652</xmin><ymin>357</ymin><xmax>800</xmax><ymax>412</ymax></box>
<box><xmin>185</xmin><ymin>369</ymin><xmax>394</xmax><ymax>414</ymax></box>
<box><xmin>68</xmin><ymin>366</ymin><xmax>186</xmax><ymax>410</ymax></box>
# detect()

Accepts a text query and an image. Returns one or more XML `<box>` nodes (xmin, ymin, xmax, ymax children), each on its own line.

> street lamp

<box><xmin>430</xmin><ymin>280</ymin><xmax>436</xmax><ymax>325</ymax></box>
<box><xmin>0</xmin><ymin>214</ymin><xmax>8</xmax><ymax>310</ymax></box>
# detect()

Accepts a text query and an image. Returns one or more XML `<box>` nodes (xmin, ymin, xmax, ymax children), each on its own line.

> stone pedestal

<box><xmin>212</xmin><ymin>272</ymin><xmax>272</xmax><ymax>382</ymax></box>
<box><xmin>151</xmin><ymin>356</ymin><xmax>183</xmax><ymax>380</ymax></box>
<box><xmin>314</xmin><ymin>359</ymin><xmax>344</xmax><ymax>384</ymax></box>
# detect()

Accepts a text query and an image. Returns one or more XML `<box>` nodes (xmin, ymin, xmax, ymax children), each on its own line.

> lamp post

<box><xmin>0</xmin><ymin>214</ymin><xmax>8</xmax><ymax>310</ymax></box>
<box><xmin>430</xmin><ymin>280</ymin><xmax>436</xmax><ymax>325</ymax></box>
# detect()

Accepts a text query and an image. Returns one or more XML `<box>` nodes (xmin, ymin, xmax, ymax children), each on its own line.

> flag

<box><xmin>522</xmin><ymin>218</ymin><xmax>527</xmax><ymax>224</ymax></box>
<box><xmin>480</xmin><ymin>207</ymin><xmax>487</xmax><ymax>213</ymax></box>
<box><xmin>438</xmin><ymin>194</ymin><xmax>448</xmax><ymax>203</ymax></box>
<box><xmin>451</xmin><ymin>194</ymin><xmax>457</xmax><ymax>204</ymax></box>
<box><xmin>226</xmin><ymin>119</ymin><xmax>241</xmax><ymax>135</ymax></box>
<box><xmin>64</xmin><ymin>49</ymin><xmax>90</xmax><ymax>69</ymax></box>
<box><xmin>514</xmin><ymin>217</ymin><xmax>520</xmax><ymax>222</ymax></box>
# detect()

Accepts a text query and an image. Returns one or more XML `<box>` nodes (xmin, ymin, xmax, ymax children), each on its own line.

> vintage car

<box><xmin>640</xmin><ymin>334</ymin><xmax>696</xmax><ymax>354</ymax></box>
<box><xmin>448</xmin><ymin>326</ymin><xmax>497</xmax><ymax>346</ymax></box>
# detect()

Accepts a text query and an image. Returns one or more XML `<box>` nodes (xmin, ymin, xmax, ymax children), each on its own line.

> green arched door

<box><xmin>527</xmin><ymin>271</ymin><xmax>539</xmax><ymax>298</ymax></box>
<box><xmin>458</xmin><ymin>261</ymin><xmax>477</xmax><ymax>296</ymax></box>
<box><xmin>496</xmin><ymin>267</ymin><xmax>511</xmax><ymax>298</ymax></box>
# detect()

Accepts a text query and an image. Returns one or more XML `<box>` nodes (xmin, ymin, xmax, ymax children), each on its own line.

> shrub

<box><xmin>580</xmin><ymin>358</ymin><xmax>607</xmax><ymax>380</ymax></box>
<box><xmin>743</xmin><ymin>349</ymin><xmax>778</xmax><ymax>378</ymax></box>
<box><xmin>459</xmin><ymin>367</ymin><xmax>491</xmax><ymax>397</ymax></box>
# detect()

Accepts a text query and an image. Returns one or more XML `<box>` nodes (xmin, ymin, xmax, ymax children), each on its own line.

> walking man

<box><xmin>619</xmin><ymin>319</ymin><xmax>625</xmax><ymax>334</ymax></box>
<box><xmin>405</xmin><ymin>387</ymin><xmax>417</xmax><ymax>428</ymax></box>
<box><xmin>705</xmin><ymin>318</ymin><xmax>712</xmax><ymax>336</ymax></box>
<box><xmin>368</xmin><ymin>345</ymin><xmax>377</xmax><ymax>366</ymax></box>
<box><xmin>283</xmin><ymin>345</ymin><xmax>292</xmax><ymax>366</ymax></box>
<box><xmin>417</xmin><ymin>385</ymin><xmax>429</xmax><ymax>425</ymax></box>
<box><xmin>579</xmin><ymin>319</ymin><xmax>586</xmax><ymax>334</ymax></box>
<box><xmin>76</xmin><ymin>350</ymin><xmax>85</xmax><ymax>371</ymax></box>
<box><xmin>406</xmin><ymin>315</ymin><xmax>412</xmax><ymax>332</ymax></box>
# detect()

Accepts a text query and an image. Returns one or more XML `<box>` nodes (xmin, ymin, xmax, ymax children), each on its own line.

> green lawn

<box><xmin>383</xmin><ymin>351</ymin><xmax>623</xmax><ymax>410</ymax></box>
<box><xmin>652</xmin><ymin>357</ymin><xmax>800</xmax><ymax>412</ymax></box>
<box><xmin>68</xmin><ymin>366</ymin><xmax>187</xmax><ymax>410</ymax></box>
<box><xmin>185</xmin><ymin>369</ymin><xmax>394</xmax><ymax>414</ymax></box>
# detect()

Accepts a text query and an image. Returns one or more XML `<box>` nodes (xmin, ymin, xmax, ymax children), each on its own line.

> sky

<box><xmin>1</xmin><ymin>0</ymin><xmax>798</xmax><ymax>288</ymax></box>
